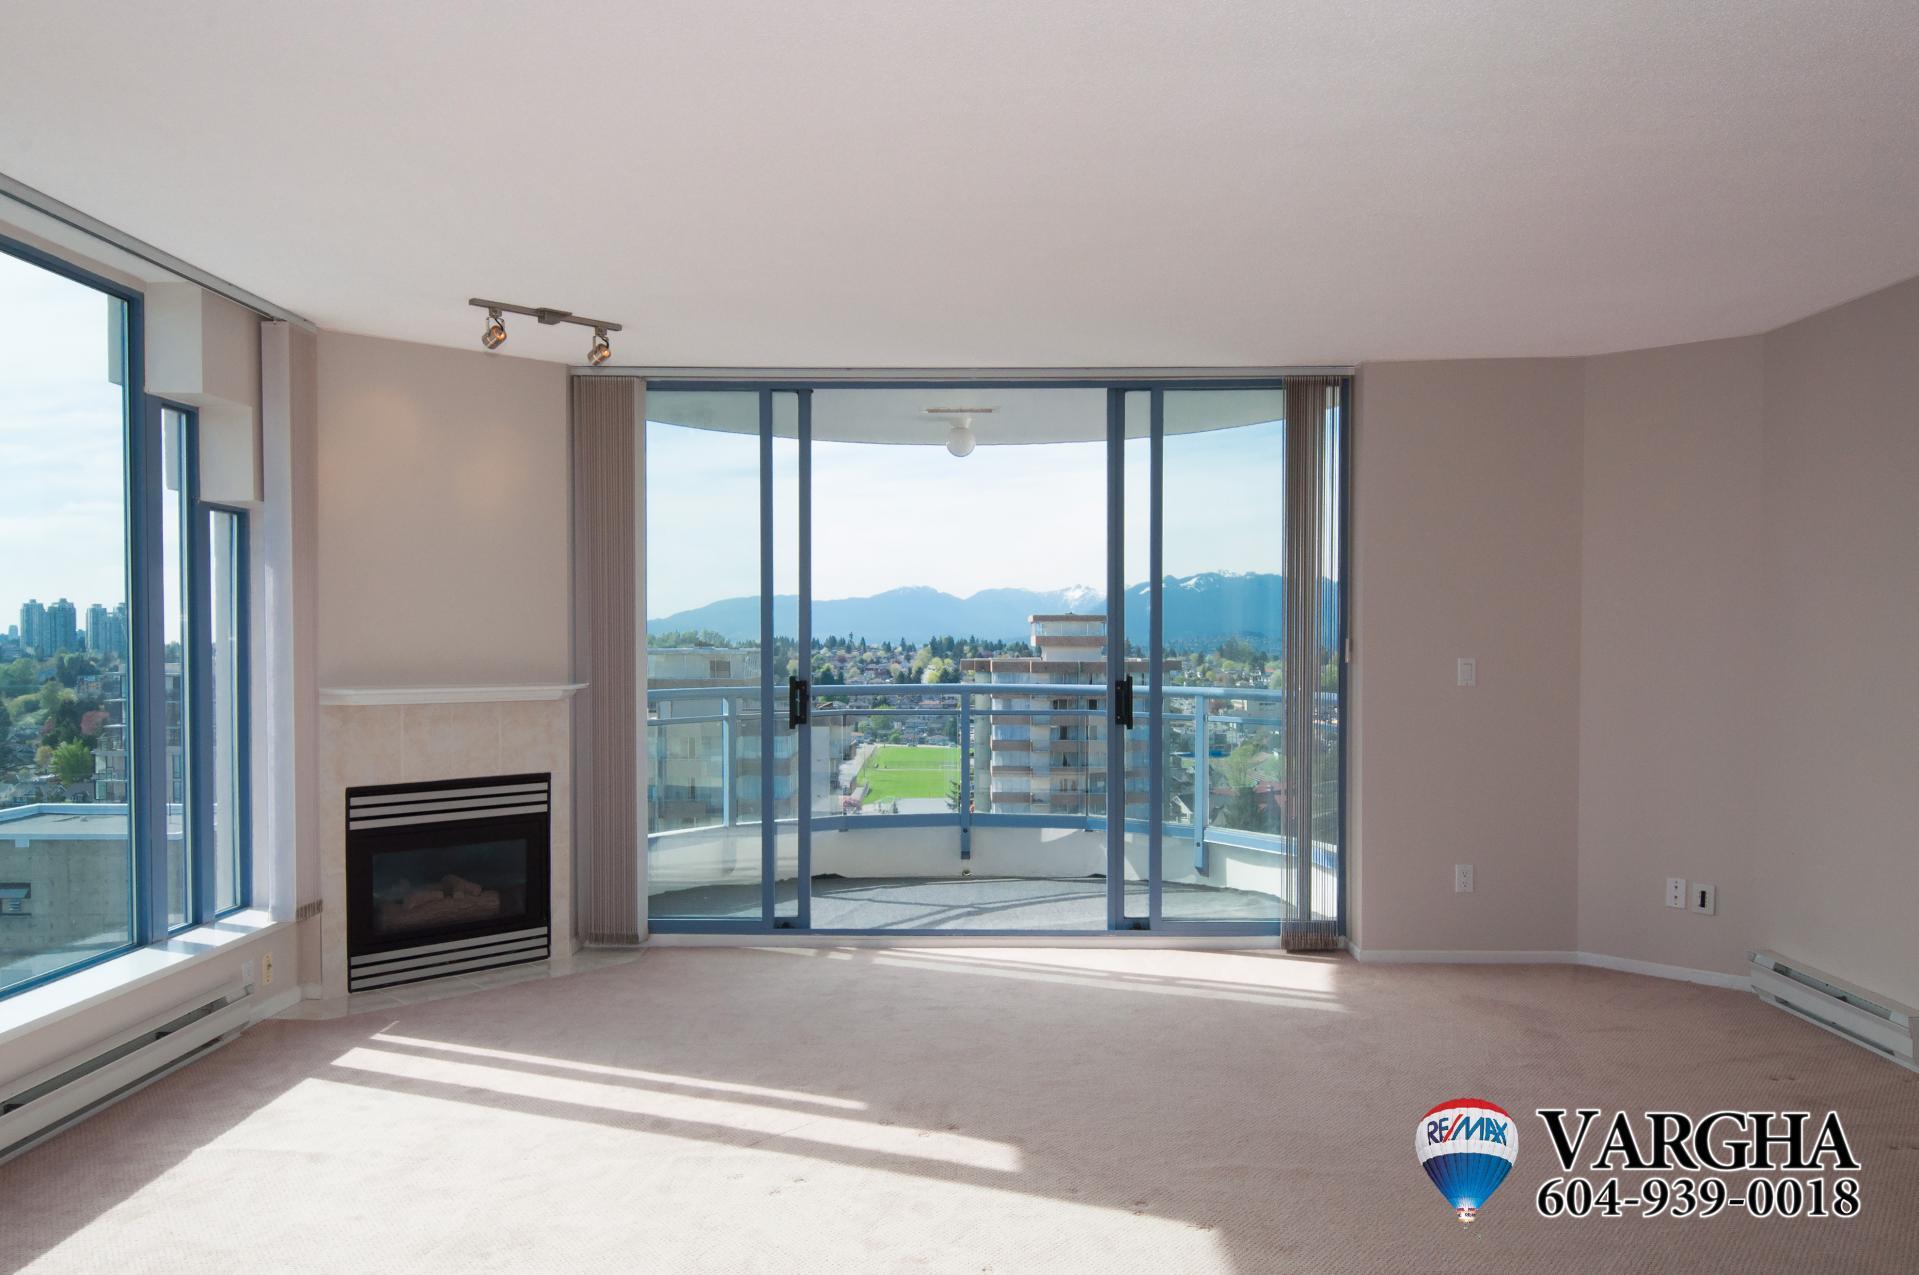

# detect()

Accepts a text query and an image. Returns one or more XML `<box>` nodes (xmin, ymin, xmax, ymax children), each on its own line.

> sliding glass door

<box><xmin>642</xmin><ymin>378</ymin><xmax>1347</xmax><ymax>935</ymax></box>
<box><xmin>803</xmin><ymin>388</ymin><xmax>1116</xmax><ymax>929</ymax></box>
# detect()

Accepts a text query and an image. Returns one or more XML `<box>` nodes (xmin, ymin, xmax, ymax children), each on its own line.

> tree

<box><xmin>946</xmin><ymin>778</ymin><xmax>965</xmax><ymax>812</ymax></box>
<box><xmin>51</xmin><ymin>738</ymin><xmax>95</xmax><ymax>785</ymax></box>
<box><xmin>1217</xmin><ymin>636</ymin><xmax>1263</xmax><ymax>668</ymax></box>
<box><xmin>55</xmin><ymin>651</ymin><xmax>98</xmax><ymax>687</ymax></box>
<box><xmin>1</xmin><ymin>657</ymin><xmax>42</xmax><ymax>695</ymax></box>
<box><xmin>39</xmin><ymin>678</ymin><xmax>70</xmax><ymax>716</ymax></box>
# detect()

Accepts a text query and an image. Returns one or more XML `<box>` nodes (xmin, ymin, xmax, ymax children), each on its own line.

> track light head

<box><xmin>481</xmin><ymin>307</ymin><xmax>507</xmax><ymax>350</ymax></box>
<box><xmin>587</xmin><ymin>327</ymin><xmax>613</xmax><ymax>365</ymax></box>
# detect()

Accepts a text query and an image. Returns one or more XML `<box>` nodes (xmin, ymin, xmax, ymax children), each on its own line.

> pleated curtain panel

<box><xmin>1282</xmin><ymin>375</ymin><xmax>1342</xmax><ymax>950</ymax></box>
<box><xmin>570</xmin><ymin>375</ymin><xmax>645</xmax><ymax>944</ymax></box>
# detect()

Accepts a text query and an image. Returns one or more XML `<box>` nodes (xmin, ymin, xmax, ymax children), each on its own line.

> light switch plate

<box><xmin>1457</xmin><ymin>657</ymin><xmax>1477</xmax><ymax>687</ymax></box>
<box><xmin>1690</xmin><ymin>883</ymin><xmax>1716</xmax><ymax>915</ymax></box>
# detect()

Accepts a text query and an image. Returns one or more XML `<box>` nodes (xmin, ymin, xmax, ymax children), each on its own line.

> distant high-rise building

<box><xmin>46</xmin><ymin>598</ymin><xmax>79</xmax><ymax>654</ymax></box>
<box><xmin>19</xmin><ymin>599</ymin><xmax>46</xmax><ymax>654</ymax></box>
<box><xmin>961</xmin><ymin>614</ymin><xmax>1158</xmax><ymax>820</ymax></box>
<box><xmin>109</xmin><ymin>602</ymin><xmax>130</xmax><ymax>661</ymax></box>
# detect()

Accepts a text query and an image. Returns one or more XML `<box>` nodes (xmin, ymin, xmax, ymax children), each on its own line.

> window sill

<box><xmin>0</xmin><ymin>909</ymin><xmax>287</xmax><ymax>1049</ymax></box>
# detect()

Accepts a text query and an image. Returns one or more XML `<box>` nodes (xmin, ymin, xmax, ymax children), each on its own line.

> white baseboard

<box><xmin>1572</xmin><ymin>950</ymin><xmax>1748</xmax><ymax>989</ymax></box>
<box><xmin>1347</xmin><ymin>945</ymin><xmax>1575</xmax><ymax>965</ymax></box>
<box><xmin>1347</xmin><ymin>943</ymin><xmax>1748</xmax><ymax>989</ymax></box>
<box><xmin>251</xmin><ymin>985</ymin><xmax>306</xmax><ymax>1023</ymax></box>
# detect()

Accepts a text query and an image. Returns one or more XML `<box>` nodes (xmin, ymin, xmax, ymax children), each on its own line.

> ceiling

<box><xmin>3</xmin><ymin>1</ymin><xmax>1916</xmax><ymax>368</ymax></box>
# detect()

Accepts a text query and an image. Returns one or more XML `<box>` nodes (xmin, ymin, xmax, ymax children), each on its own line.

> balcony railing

<box><xmin>646</xmin><ymin>681</ymin><xmax>1340</xmax><ymax>888</ymax></box>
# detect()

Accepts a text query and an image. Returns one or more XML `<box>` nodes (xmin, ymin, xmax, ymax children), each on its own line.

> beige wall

<box><xmin>1753</xmin><ymin>277</ymin><xmax>1919</xmax><ymax>1005</ymax></box>
<box><xmin>1566</xmin><ymin>281</ymin><xmax>1919</xmax><ymax>1000</ymax></box>
<box><xmin>315</xmin><ymin>333</ymin><xmax>570</xmax><ymax>687</ymax></box>
<box><xmin>1576</xmin><ymin>337</ymin><xmax>1765</xmax><ymax>976</ymax></box>
<box><xmin>1351</xmin><ymin>359</ymin><xmax>1584</xmax><ymax>954</ymax></box>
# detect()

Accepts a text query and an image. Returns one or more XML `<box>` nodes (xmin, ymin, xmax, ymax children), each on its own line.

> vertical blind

<box><xmin>570</xmin><ymin>375</ymin><xmax>643</xmax><ymax>943</ymax></box>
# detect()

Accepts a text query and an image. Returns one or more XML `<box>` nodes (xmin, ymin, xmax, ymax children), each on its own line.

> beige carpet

<box><xmin>3</xmin><ymin>949</ymin><xmax>1916</xmax><ymax>1274</ymax></box>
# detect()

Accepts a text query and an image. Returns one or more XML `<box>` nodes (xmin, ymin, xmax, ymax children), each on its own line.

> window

<box><xmin>204</xmin><ymin>508</ymin><xmax>248</xmax><ymax>914</ymax></box>
<box><xmin>0</xmin><ymin>237</ymin><xmax>251</xmax><ymax>999</ymax></box>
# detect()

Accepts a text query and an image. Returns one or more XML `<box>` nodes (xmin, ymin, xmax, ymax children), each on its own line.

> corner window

<box><xmin>0</xmin><ymin>237</ymin><xmax>251</xmax><ymax>998</ymax></box>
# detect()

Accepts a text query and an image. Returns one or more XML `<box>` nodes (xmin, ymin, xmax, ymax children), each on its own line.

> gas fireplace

<box><xmin>345</xmin><ymin>774</ymin><xmax>551</xmax><ymax>992</ymax></box>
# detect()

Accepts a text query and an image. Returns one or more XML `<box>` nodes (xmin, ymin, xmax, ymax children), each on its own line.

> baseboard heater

<box><xmin>0</xmin><ymin>977</ymin><xmax>254</xmax><ymax>1163</ymax></box>
<box><xmin>1749</xmin><ymin>950</ymin><xmax>1917</xmax><ymax>1072</ymax></box>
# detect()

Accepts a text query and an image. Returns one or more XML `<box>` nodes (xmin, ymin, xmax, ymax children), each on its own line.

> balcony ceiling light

<box><xmin>925</xmin><ymin>406</ymin><xmax>994</xmax><ymax>458</ymax></box>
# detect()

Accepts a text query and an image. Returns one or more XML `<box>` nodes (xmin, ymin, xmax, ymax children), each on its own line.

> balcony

<box><xmin>646</xmin><ymin>682</ymin><xmax>1341</xmax><ymax>930</ymax></box>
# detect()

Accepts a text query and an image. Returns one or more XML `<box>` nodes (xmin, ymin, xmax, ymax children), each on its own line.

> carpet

<box><xmin>3</xmin><ymin>949</ymin><xmax>1915</xmax><ymax>1273</ymax></box>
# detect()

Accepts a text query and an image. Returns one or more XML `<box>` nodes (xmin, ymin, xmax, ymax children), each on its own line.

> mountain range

<box><xmin>648</xmin><ymin>572</ymin><xmax>1340</xmax><ymax>652</ymax></box>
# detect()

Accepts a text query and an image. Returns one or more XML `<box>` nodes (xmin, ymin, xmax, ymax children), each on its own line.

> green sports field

<box><xmin>854</xmin><ymin>744</ymin><xmax>961</xmax><ymax>802</ymax></box>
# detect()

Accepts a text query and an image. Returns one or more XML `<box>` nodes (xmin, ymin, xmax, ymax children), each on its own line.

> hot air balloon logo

<box><xmin>1416</xmin><ymin>1098</ymin><xmax>1517</xmax><ymax>1224</ymax></box>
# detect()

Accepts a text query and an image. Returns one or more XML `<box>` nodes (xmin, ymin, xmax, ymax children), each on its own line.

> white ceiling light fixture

<box><xmin>924</xmin><ymin>406</ymin><xmax>995</xmax><ymax>457</ymax></box>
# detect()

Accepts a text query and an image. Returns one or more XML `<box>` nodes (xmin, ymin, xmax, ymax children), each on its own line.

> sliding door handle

<box><xmin>789</xmin><ymin>676</ymin><xmax>810</xmax><ymax>726</ymax></box>
<box><xmin>1114</xmin><ymin>675</ymin><xmax>1134</xmax><ymax>730</ymax></box>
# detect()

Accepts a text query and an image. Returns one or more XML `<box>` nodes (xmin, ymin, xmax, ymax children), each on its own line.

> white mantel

<box><xmin>315</xmin><ymin>690</ymin><xmax>577</xmax><ymax>1002</ymax></box>
<box><xmin>320</xmin><ymin>683</ymin><xmax>584</xmax><ymax>706</ymax></box>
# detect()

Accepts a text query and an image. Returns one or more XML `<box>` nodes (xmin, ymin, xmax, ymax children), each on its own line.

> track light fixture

<box><xmin>468</xmin><ymin>297</ymin><xmax>624</xmax><ymax>364</ymax></box>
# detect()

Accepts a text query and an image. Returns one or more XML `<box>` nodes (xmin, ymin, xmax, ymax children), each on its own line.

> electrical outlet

<box><xmin>1666</xmin><ymin>877</ymin><xmax>1687</xmax><ymax>908</ymax></box>
<box><xmin>1454</xmin><ymin>863</ymin><xmax>1474</xmax><ymax>893</ymax></box>
<box><xmin>1456</xmin><ymin>657</ymin><xmax>1477</xmax><ymax>687</ymax></box>
<box><xmin>262</xmin><ymin>952</ymin><xmax>274</xmax><ymax>985</ymax></box>
<box><xmin>1690</xmin><ymin>883</ymin><xmax>1716</xmax><ymax>916</ymax></box>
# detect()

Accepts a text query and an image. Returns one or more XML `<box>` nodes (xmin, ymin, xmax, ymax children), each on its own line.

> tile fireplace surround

<box><xmin>317</xmin><ymin>686</ymin><xmax>580</xmax><ymax>1002</ymax></box>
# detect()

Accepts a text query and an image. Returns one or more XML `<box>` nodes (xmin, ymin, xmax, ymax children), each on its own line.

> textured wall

<box><xmin>1351</xmin><ymin>359</ymin><xmax>1585</xmax><ymax>954</ymax></box>
<box><xmin>1577</xmin><ymin>337</ymin><xmax>1765</xmax><ymax>977</ymax></box>
<box><xmin>314</xmin><ymin>333</ymin><xmax>569</xmax><ymax>687</ymax></box>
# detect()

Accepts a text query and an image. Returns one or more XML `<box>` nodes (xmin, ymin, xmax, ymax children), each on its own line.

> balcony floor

<box><xmin>650</xmin><ymin>875</ymin><xmax>1283</xmax><ymax>929</ymax></box>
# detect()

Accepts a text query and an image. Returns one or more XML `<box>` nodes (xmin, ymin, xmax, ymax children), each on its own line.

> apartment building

<box><xmin>961</xmin><ymin>614</ymin><xmax>1153</xmax><ymax>819</ymax></box>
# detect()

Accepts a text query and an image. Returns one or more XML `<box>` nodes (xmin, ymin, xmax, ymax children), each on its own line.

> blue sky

<box><xmin>0</xmin><ymin>251</ymin><xmax>128</xmax><ymax>628</ymax></box>
<box><xmin>646</xmin><ymin>414</ymin><xmax>1292</xmax><ymax>620</ymax></box>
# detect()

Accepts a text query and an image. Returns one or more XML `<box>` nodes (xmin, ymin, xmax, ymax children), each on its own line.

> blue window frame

<box><xmin>0</xmin><ymin>234</ymin><xmax>251</xmax><ymax>999</ymax></box>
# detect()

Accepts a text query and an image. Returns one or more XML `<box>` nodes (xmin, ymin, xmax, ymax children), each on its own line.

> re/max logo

<box><xmin>1426</xmin><ymin>1114</ymin><xmax>1510</xmax><ymax>1146</ymax></box>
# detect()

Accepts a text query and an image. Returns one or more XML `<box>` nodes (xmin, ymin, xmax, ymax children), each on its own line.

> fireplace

<box><xmin>345</xmin><ymin>773</ymin><xmax>551</xmax><ymax>992</ymax></box>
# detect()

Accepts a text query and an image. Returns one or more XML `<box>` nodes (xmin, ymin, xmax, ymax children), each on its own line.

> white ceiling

<box><xmin>3</xmin><ymin>1</ymin><xmax>1917</xmax><ymax>367</ymax></box>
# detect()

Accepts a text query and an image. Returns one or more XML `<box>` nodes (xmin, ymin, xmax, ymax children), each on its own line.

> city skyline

<box><xmin>0</xmin><ymin>250</ymin><xmax>130</xmax><ymax>619</ymax></box>
<box><xmin>7</xmin><ymin>594</ymin><xmax>131</xmax><ymax>661</ymax></box>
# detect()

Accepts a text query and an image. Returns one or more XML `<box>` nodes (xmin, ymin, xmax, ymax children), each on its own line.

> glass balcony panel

<box><xmin>644</xmin><ymin>393</ymin><xmax>765</xmax><ymax>920</ymax></box>
<box><xmin>1157</xmin><ymin>389</ymin><xmax>1290</xmax><ymax>923</ymax></box>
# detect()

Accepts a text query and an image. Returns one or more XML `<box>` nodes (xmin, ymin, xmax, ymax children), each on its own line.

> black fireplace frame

<box><xmin>345</xmin><ymin>772</ymin><xmax>551</xmax><ymax>991</ymax></box>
